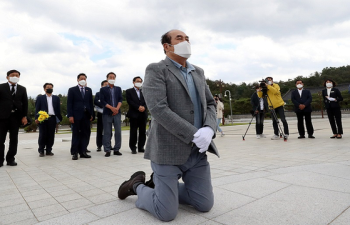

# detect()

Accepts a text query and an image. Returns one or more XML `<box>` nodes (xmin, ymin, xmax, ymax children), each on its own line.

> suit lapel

<box><xmin>191</xmin><ymin>69</ymin><xmax>206</xmax><ymax>107</ymax></box>
<box><xmin>43</xmin><ymin>95</ymin><xmax>48</xmax><ymax>112</ymax></box>
<box><xmin>165</xmin><ymin>58</ymin><xmax>190</xmax><ymax>97</ymax></box>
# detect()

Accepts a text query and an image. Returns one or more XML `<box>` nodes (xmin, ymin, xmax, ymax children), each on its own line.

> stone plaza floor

<box><xmin>0</xmin><ymin>117</ymin><xmax>350</xmax><ymax>225</ymax></box>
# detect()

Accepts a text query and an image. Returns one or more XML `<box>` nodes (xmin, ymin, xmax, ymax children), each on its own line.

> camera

<box><xmin>259</xmin><ymin>78</ymin><xmax>269</xmax><ymax>96</ymax></box>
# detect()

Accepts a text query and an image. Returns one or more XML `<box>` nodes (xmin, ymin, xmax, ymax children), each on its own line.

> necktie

<box><xmin>11</xmin><ymin>85</ymin><xmax>16</xmax><ymax>98</ymax></box>
<box><xmin>81</xmin><ymin>87</ymin><xmax>85</xmax><ymax>98</ymax></box>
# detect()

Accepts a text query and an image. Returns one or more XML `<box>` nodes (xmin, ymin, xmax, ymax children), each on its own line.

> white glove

<box><xmin>327</xmin><ymin>97</ymin><xmax>336</xmax><ymax>101</ymax></box>
<box><xmin>192</xmin><ymin>127</ymin><xmax>214</xmax><ymax>153</ymax></box>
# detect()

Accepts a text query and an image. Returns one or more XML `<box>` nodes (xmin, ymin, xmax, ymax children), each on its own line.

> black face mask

<box><xmin>46</xmin><ymin>89</ymin><xmax>53</xmax><ymax>94</ymax></box>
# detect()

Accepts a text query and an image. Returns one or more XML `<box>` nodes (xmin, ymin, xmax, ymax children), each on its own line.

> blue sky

<box><xmin>1</xmin><ymin>0</ymin><xmax>350</xmax><ymax>97</ymax></box>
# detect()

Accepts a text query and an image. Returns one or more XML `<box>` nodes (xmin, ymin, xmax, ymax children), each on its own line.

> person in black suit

<box><xmin>100</xmin><ymin>72</ymin><xmax>123</xmax><ymax>157</ymax></box>
<box><xmin>94</xmin><ymin>80</ymin><xmax>108</xmax><ymax>152</ymax></box>
<box><xmin>35</xmin><ymin>83</ymin><xmax>62</xmax><ymax>157</ymax></box>
<box><xmin>322</xmin><ymin>79</ymin><xmax>343</xmax><ymax>139</ymax></box>
<box><xmin>67</xmin><ymin>73</ymin><xmax>95</xmax><ymax>160</ymax></box>
<box><xmin>0</xmin><ymin>70</ymin><xmax>28</xmax><ymax>167</ymax></box>
<box><xmin>291</xmin><ymin>80</ymin><xmax>315</xmax><ymax>139</ymax></box>
<box><xmin>251</xmin><ymin>85</ymin><xmax>268</xmax><ymax>139</ymax></box>
<box><xmin>126</xmin><ymin>76</ymin><xmax>148</xmax><ymax>154</ymax></box>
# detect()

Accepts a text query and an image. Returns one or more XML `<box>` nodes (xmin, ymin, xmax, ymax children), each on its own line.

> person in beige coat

<box><xmin>215</xmin><ymin>96</ymin><xmax>225</xmax><ymax>137</ymax></box>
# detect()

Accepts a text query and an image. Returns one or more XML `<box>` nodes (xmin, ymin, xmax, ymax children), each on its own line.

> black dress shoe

<box><xmin>308</xmin><ymin>135</ymin><xmax>315</xmax><ymax>139</ymax></box>
<box><xmin>114</xmin><ymin>151</ymin><xmax>122</xmax><ymax>156</ymax></box>
<box><xmin>46</xmin><ymin>152</ymin><xmax>54</xmax><ymax>156</ymax></box>
<box><xmin>298</xmin><ymin>136</ymin><xmax>305</xmax><ymax>139</ymax></box>
<box><xmin>105</xmin><ymin>151</ymin><xmax>111</xmax><ymax>157</ymax></box>
<box><xmin>7</xmin><ymin>161</ymin><xmax>17</xmax><ymax>166</ymax></box>
<box><xmin>86</xmin><ymin>150</ymin><xmax>91</xmax><ymax>153</ymax></box>
<box><xmin>80</xmin><ymin>153</ymin><xmax>91</xmax><ymax>158</ymax></box>
<box><xmin>118</xmin><ymin>171</ymin><xmax>145</xmax><ymax>200</ymax></box>
<box><xmin>97</xmin><ymin>147</ymin><xmax>102</xmax><ymax>152</ymax></box>
<box><xmin>145</xmin><ymin>172</ymin><xmax>155</xmax><ymax>189</ymax></box>
<box><xmin>330</xmin><ymin>135</ymin><xmax>337</xmax><ymax>139</ymax></box>
<box><xmin>72</xmin><ymin>154</ymin><xmax>78</xmax><ymax>160</ymax></box>
<box><xmin>336</xmin><ymin>135</ymin><xmax>342</xmax><ymax>139</ymax></box>
<box><xmin>131</xmin><ymin>150</ymin><xmax>137</xmax><ymax>154</ymax></box>
<box><xmin>138</xmin><ymin>149</ymin><xmax>145</xmax><ymax>153</ymax></box>
<box><xmin>39</xmin><ymin>152</ymin><xmax>45</xmax><ymax>157</ymax></box>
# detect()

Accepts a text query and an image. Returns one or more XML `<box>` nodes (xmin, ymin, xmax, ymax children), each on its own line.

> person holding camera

<box><xmin>258</xmin><ymin>77</ymin><xmax>289</xmax><ymax>140</ymax></box>
<box><xmin>251</xmin><ymin>85</ymin><xmax>268</xmax><ymax>139</ymax></box>
<box><xmin>215</xmin><ymin>96</ymin><xmax>225</xmax><ymax>137</ymax></box>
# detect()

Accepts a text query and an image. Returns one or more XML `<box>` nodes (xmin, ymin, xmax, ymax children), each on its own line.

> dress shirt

<box><xmin>298</xmin><ymin>88</ymin><xmax>303</xmax><ymax>97</ymax></box>
<box><xmin>327</xmin><ymin>88</ymin><xmax>331</xmax><ymax>97</ymax></box>
<box><xmin>134</xmin><ymin>87</ymin><xmax>141</xmax><ymax>99</ymax></box>
<box><xmin>78</xmin><ymin>84</ymin><xmax>85</xmax><ymax>94</ymax></box>
<box><xmin>46</xmin><ymin>95</ymin><xmax>55</xmax><ymax>115</ymax></box>
<box><xmin>8</xmin><ymin>82</ymin><xmax>17</xmax><ymax>93</ymax></box>
<box><xmin>109</xmin><ymin>86</ymin><xmax>116</xmax><ymax>107</ymax></box>
<box><xmin>259</xmin><ymin>98</ymin><xmax>264</xmax><ymax>110</ymax></box>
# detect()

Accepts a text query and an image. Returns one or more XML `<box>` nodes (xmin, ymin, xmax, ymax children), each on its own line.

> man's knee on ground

<box><xmin>157</xmin><ymin>209</ymin><xmax>178</xmax><ymax>222</ymax></box>
<box><xmin>194</xmin><ymin>198</ymin><xmax>214</xmax><ymax>212</ymax></box>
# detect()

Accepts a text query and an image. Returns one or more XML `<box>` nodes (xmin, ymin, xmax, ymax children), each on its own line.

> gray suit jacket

<box><xmin>142</xmin><ymin>57</ymin><xmax>219</xmax><ymax>165</ymax></box>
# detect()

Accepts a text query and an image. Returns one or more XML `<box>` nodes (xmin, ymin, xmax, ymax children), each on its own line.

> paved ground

<box><xmin>0</xmin><ymin>117</ymin><xmax>349</xmax><ymax>225</ymax></box>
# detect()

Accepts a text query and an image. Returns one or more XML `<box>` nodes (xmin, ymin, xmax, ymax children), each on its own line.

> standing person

<box><xmin>215</xmin><ymin>96</ymin><xmax>225</xmax><ymax>137</ymax></box>
<box><xmin>35</xmin><ymin>83</ymin><xmax>62</xmax><ymax>157</ymax></box>
<box><xmin>251</xmin><ymin>85</ymin><xmax>268</xmax><ymax>139</ymax></box>
<box><xmin>0</xmin><ymin>70</ymin><xmax>28</xmax><ymax>167</ymax></box>
<box><xmin>291</xmin><ymin>80</ymin><xmax>315</xmax><ymax>139</ymax></box>
<box><xmin>94</xmin><ymin>80</ymin><xmax>108</xmax><ymax>152</ymax></box>
<box><xmin>126</xmin><ymin>76</ymin><xmax>148</xmax><ymax>154</ymax></box>
<box><xmin>67</xmin><ymin>73</ymin><xmax>94</xmax><ymax>160</ymax></box>
<box><xmin>118</xmin><ymin>30</ymin><xmax>219</xmax><ymax>222</ymax></box>
<box><xmin>322</xmin><ymin>79</ymin><xmax>343</xmax><ymax>139</ymax></box>
<box><xmin>258</xmin><ymin>77</ymin><xmax>289</xmax><ymax>140</ymax></box>
<box><xmin>99</xmin><ymin>72</ymin><xmax>123</xmax><ymax>157</ymax></box>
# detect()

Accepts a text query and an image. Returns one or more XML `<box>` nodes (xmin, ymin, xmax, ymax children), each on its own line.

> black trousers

<box><xmin>296</xmin><ymin>111</ymin><xmax>314</xmax><ymax>136</ymax></box>
<box><xmin>129</xmin><ymin>117</ymin><xmax>147</xmax><ymax>151</ymax></box>
<box><xmin>96</xmin><ymin>112</ymin><xmax>103</xmax><ymax>148</ymax></box>
<box><xmin>0</xmin><ymin>114</ymin><xmax>20</xmax><ymax>164</ymax></box>
<box><xmin>38</xmin><ymin>116</ymin><xmax>57</xmax><ymax>153</ymax></box>
<box><xmin>255</xmin><ymin>111</ymin><xmax>265</xmax><ymax>135</ymax></box>
<box><xmin>272</xmin><ymin>106</ymin><xmax>289</xmax><ymax>136</ymax></box>
<box><xmin>327</xmin><ymin>107</ymin><xmax>343</xmax><ymax>134</ymax></box>
<box><xmin>70</xmin><ymin>112</ymin><xmax>91</xmax><ymax>155</ymax></box>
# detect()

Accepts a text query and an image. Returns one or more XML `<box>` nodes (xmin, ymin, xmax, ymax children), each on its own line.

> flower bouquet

<box><xmin>37</xmin><ymin>111</ymin><xmax>50</xmax><ymax>123</ymax></box>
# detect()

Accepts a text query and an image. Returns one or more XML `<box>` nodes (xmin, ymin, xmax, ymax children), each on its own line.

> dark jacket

<box><xmin>322</xmin><ymin>88</ymin><xmax>343</xmax><ymax>109</ymax></box>
<box><xmin>99</xmin><ymin>85</ymin><xmax>123</xmax><ymax>115</ymax></box>
<box><xmin>67</xmin><ymin>85</ymin><xmax>94</xmax><ymax>120</ymax></box>
<box><xmin>125</xmin><ymin>87</ymin><xmax>148</xmax><ymax>119</ymax></box>
<box><xmin>251</xmin><ymin>92</ymin><xmax>268</xmax><ymax>112</ymax></box>
<box><xmin>94</xmin><ymin>92</ymin><xmax>104</xmax><ymax>108</ymax></box>
<box><xmin>0</xmin><ymin>83</ymin><xmax>28</xmax><ymax>121</ymax></box>
<box><xmin>35</xmin><ymin>94</ymin><xmax>63</xmax><ymax>122</ymax></box>
<box><xmin>291</xmin><ymin>89</ymin><xmax>313</xmax><ymax>113</ymax></box>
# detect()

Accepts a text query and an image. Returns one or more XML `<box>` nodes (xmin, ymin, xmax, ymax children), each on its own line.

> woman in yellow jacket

<box><xmin>258</xmin><ymin>77</ymin><xmax>289</xmax><ymax>140</ymax></box>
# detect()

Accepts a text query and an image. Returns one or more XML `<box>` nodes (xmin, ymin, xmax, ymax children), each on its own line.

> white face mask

<box><xmin>78</xmin><ymin>80</ymin><xmax>86</xmax><ymax>86</ymax></box>
<box><xmin>108</xmin><ymin>79</ymin><xmax>115</xmax><ymax>85</ymax></box>
<box><xmin>170</xmin><ymin>41</ymin><xmax>191</xmax><ymax>59</ymax></box>
<box><xmin>268</xmin><ymin>81</ymin><xmax>272</xmax><ymax>85</ymax></box>
<box><xmin>296</xmin><ymin>84</ymin><xmax>303</xmax><ymax>89</ymax></box>
<box><xmin>326</xmin><ymin>83</ymin><xmax>333</xmax><ymax>88</ymax></box>
<box><xmin>9</xmin><ymin>77</ymin><xmax>20</xmax><ymax>83</ymax></box>
<box><xmin>134</xmin><ymin>82</ymin><xmax>142</xmax><ymax>88</ymax></box>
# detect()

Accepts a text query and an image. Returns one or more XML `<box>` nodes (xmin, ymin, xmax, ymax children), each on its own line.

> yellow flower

<box><xmin>38</xmin><ymin>115</ymin><xmax>45</xmax><ymax>122</ymax></box>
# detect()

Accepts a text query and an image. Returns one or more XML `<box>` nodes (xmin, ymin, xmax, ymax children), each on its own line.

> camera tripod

<box><xmin>242</xmin><ymin>93</ymin><xmax>287</xmax><ymax>141</ymax></box>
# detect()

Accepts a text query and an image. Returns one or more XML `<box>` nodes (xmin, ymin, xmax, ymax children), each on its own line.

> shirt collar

<box><xmin>78</xmin><ymin>84</ymin><xmax>85</xmax><ymax>89</ymax></box>
<box><xmin>167</xmin><ymin>57</ymin><xmax>195</xmax><ymax>72</ymax></box>
<box><xmin>134</xmin><ymin>87</ymin><xmax>140</xmax><ymax>92</ymax></box>
<box><xmin>8</xmin><ymin>82</ymin><xmax>17</xmax><ymax>87</ymax></box>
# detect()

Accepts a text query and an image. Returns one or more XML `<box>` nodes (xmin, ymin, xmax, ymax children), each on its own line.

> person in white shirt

<box><xmin>215</xmin><ymin>96</ymin><xmax>225</xmax><ymax>137</ymax></box>
<box><xmin>35</xmin><ymin>83</ymin><xmax>62</xmax><ymax>157</ymax></box>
